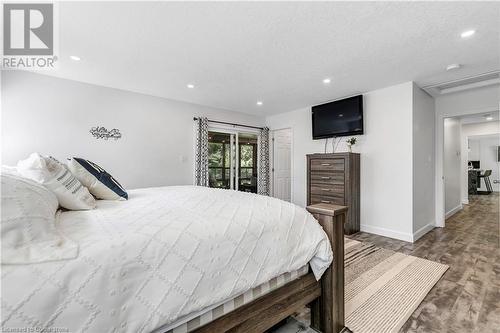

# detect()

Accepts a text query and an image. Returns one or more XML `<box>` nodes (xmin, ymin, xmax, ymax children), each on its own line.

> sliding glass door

<box><xmin>238</xmin><ymin>133</ymin><xmax>258</xmax><ymax>193</ymax></box>
<box><xmin>208</xmin><ymin>132</ymin><xmax>234</xmax><ymax>190</ymax></box>
<box><xmin>208</xmin><ymin>130</ymin><xmax>258</xmax><ymax>193</ymax></box>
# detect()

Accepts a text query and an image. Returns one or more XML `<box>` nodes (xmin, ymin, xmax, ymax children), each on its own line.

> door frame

<box><xmin>270</xmin><ymin>127</ymin><xmax>293</xmax><ymax>202</ymax></box>
<box><xmin>436</xmin><ymin>106</ymin><xmax>499</xmax><ymax>227</ymax></box>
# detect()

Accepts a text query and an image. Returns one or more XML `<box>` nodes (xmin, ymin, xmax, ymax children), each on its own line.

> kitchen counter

<box><xmin>468</xmin><ymin>170</ymin><xmax>481</xmax><ymax>194</ymax></box>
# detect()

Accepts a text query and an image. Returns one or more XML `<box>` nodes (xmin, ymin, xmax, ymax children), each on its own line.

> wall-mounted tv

<box><xmin>312</xmin><ymin>95</ymin><xmax>364</xmax><ymax>139</ymax></box>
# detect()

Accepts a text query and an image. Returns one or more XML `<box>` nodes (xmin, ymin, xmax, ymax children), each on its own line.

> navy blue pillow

<box><xmin>67</xmin><ymin>158</ymin><xmax>128</xmax><ymax>200</ymax></box>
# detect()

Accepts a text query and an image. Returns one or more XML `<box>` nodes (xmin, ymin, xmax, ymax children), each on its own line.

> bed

<box><xmin>1</xmin><ymin>185</ymin><xmax>345</xmax><ymax>333</ymax></box>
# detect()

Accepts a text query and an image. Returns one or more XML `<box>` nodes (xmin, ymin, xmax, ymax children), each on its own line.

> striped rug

<box><xmin>344</xmin><ymin>238</ymin><xmax>448</xmax><ymax>333</ymax></box>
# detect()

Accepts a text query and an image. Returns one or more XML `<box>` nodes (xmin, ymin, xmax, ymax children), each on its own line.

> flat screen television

<box><xmin>312</xmin><ymin>95</ymin><xmax>363</xmax><ymax>139</ymax></box>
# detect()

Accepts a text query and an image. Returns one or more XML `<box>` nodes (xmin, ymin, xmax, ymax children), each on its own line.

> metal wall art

<box><xmin>90</xmin><ymin>126</ymin><xmax>122</xmax><ymax>140</ymax></box>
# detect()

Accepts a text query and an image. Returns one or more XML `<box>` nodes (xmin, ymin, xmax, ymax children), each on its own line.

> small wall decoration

<box><xmin>90</xmin><ymin>126</ymin><xmax>122</xmax><ymax>140</ymax></box>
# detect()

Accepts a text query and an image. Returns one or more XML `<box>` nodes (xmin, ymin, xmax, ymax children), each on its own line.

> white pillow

<box><xmin>17</xmin><ymin>153</ymin><xmax>96</xmax><ymax>210</ymax></box>
<box><xmin>1</xmin><ymin>171</ymin><xmax>79</xmax><ymax>264</ymax></box>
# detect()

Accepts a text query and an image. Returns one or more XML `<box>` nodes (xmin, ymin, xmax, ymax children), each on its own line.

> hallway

<box><xmin>350</xmin><ymin>193</ymin><xmax>500</xmax><ymax>333</ymax></box>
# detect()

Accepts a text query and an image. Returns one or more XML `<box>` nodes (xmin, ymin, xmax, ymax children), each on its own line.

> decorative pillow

<box><xmin>67</xmin><ymin>157</ymin><xmax>128</xmax><ymax>200</ymax></box>
<box><xmin>16</xmin><ymin>153</ymin><xmax>96</xmax><ymax>210</ymax></box>
<box><xmin>1</xmin><ymin>171</ymin><xmax>79</xmax><ymax>264</ymax></box>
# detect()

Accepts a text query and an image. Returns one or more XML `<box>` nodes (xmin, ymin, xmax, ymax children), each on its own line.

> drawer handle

<box><xmin>321</xmin><ymin>176</ymin><xmax>330</xmax><ymax>179</ymax></box>
<box><xmin>321</xmin><ymin>188</ymin><xmax>331</xmax><ymax>191</ymax></box>
<box><xmin>321</xmin><ymin>200</ymin><xmax>331</xmax><ymax>203</ymax></box>
<box><xmin>321</xmin><ymin>163</ymin><xmax>331</xmax><ymax>166</ymax></box>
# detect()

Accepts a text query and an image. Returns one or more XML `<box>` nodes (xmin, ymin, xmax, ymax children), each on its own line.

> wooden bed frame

<box><xmin>191</xmin><ymin>203</ymin><xmax>346</xmax><ymax>333</ymax></box>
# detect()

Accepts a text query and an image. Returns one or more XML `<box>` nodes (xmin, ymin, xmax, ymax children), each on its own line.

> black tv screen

<box><xmin>312</xmin><ymin>95</ymin><xmax>364</xmax><ymax>139</ymax></box>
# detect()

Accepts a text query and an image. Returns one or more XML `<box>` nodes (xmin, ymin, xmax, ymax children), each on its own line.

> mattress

<box><xmin>1</xmin><ymin>186</ymin><xmax>332</xmax><ymax>333</ymax></box>
<box><xmin>160</xmin><ymin>265</ymin><xmax>309</xmax><ymax>333</ymax></box>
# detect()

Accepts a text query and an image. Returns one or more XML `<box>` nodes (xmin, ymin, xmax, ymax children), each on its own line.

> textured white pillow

<box><xmin>1</xmin><ymin>172</ymin><xmax>79</xmax><ymax>264</ymax></box>
<box><xmin>17</xmin><ymin>153</ymin><xmax>96</xmax><ymax>210</ymax></box>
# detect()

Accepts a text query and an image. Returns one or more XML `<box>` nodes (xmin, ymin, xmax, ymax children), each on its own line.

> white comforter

<box><xmin>1</xmin><ymin>186</ymin><xmax>332</xmax><ymax>333</ymax></box>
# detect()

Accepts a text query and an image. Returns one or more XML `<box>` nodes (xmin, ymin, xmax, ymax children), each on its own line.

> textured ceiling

<box><xmin>37</xmin><ymin>1</ymin><xmax>500</xmax><ymax>115</ymax></box>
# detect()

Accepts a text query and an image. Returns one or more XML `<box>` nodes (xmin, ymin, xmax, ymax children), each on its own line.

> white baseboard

<box><xmin>445</xmin><ymin>204</ymin><xmax>463</xmax><ymax>219</ymax></box>
<box><xmin>461</xmin><ymin>198</ymin><xmax>469</xmax><ymax>205</ymax></box>
<box><xmin>360</xmin><ymin>224</ymin><xmax>413</xmax><ymax>242</ymax></box>
<box><xmin>412</xmin><ymin>223</ymin><xmax>435</xmax><ymax>242</ymax></box>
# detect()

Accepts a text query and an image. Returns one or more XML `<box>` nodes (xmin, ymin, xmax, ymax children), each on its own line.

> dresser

<box><xmin>306</xmin><ymin>153</ymin><xmax>360</xmax><ymax>234</ymax></box>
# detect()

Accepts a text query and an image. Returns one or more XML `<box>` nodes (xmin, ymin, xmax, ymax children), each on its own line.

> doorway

<box><xmin>442</xmin><ymin>111</ymin><xmax>500</xmax><ymax>220</ymax></box>
<box><xmin>207</xmin><ymin>130</ymin><xmax>259</xmax><ymax>193</ymax></box>
<box><xmin>272</xmin><ymin>128</ymin><xmax>292</xmax><ymax>202</ymax></box>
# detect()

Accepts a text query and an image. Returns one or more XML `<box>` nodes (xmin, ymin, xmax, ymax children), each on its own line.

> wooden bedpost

<box><xmin>307</xmin><ymin>203</ymin><xmax>346</xmax><ymax>333</ymax></box>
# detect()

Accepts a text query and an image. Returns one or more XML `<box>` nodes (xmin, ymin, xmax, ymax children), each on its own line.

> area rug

<box><xmin>272</xmin><ymin>239</ymin><xmax>448</xmax><ymax>333</ymax></box>
<box><xmin>344</xmin><ymin>238</ymin><xmax>448</xmax><ymax>333</ymax></box>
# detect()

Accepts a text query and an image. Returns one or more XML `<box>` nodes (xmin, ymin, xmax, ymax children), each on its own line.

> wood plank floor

<box><xmin>349</xmin><ymin>193</ymin><xmax>500</xmax><ymax>333</ymax></box>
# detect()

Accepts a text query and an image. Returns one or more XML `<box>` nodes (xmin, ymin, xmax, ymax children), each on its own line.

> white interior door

<box><xmin>272</xmin><ymin>128</ymin><xmax>292</xmax><ymax>202</ymax></box>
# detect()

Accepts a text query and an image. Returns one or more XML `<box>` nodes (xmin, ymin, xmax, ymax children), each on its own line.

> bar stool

<box><xmin>479</xmin><ymin>170</ymin><xmax>493</xmax><ymax>194</ymax></box>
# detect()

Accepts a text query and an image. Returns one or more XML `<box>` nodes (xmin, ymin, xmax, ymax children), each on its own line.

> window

<box><xmin>238</xmin><ymin>141</ymin><xmax>257</xmax><ymax>192</ymax></box>
<box><xmin>208</xmin><ymin>131</ymin><xmax>258</xmax><ymax>193</ymax></box>
<box><xmin>208</xmin><ymin>133</ymin><xmax>232</xmax><ymax>189</ymax></box>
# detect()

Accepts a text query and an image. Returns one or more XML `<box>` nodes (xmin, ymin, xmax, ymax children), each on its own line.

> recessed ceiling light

<box><xmin>446</xmin><ymin>63</ymin><xmax>462</xmax><ymax>71</ymax></box>
<box><xmin>461</xmin><ymin>30</ymin><xmax>475</xmax><ymax>38</ymax></box>
<box><xmin>69</xmin><ymin>55</ymin><xmax>81</xmax><ymax>61</ymax></box>
<box><xmin>187</xmin><ymin>84</ymin><xmax>195</xmax><ymax>89</ymax></box>
<box><xmin>323</xmin><ymin>78</ymin><xmax>331</xmax><ymax>84</ymax></box>
<box><xmin>256</xmin><ymin>101</ymin><xmax>263</xmax><ymax>106</ymax></box>
<box><xmin>485</xmin><ymin>115</ymin><xmax>493</xmax><ymax>121</ymax></box>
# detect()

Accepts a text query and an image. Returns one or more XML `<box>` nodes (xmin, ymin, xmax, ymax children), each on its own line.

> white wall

<box><xmin>1</xmin><ymin>71</ymin><xmax>264</xmax><ymax>189</ymax></box>
<box><xmin>434</xmin><ymin>85</ymin><xmax>500</xmax><ymax>227</ymax></box>
<box><xmin>462</xmin><ymin>121</ymin><xmax>500</xmax><ymax>136</ymax></box>
<box><xmin>443</xmin><ymin>118</ymin><xmax>462</xmax><ymax>217</ymax></box>
<box><xmin>266</xmin><ymin>82</ymin><xmax>416</xmax><ymax>241</ymax></box>
<box><xmin>468</xmin><ymin>140</ymin><xmax>480</xmax><ymax>161</ymax></box>
<box><xmin>462</xmin><ymin>121</ymin><xmax>500</xmax><ymax>196</ymax></box>
<box><xmin>435</xmin><ymin>85</ymin><xmax>500</xmax><ymax>118</ymax></box>
<box><xmin>412</xmin><ymin>83</ymin><xmax>435</xmax><ymax>237</ymax></box>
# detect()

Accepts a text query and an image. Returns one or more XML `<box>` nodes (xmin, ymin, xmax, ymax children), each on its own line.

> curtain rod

<box><xmin>193</xmin><ymin>117</ymin><xmax>264</xmax><ymax>130</ymax></box>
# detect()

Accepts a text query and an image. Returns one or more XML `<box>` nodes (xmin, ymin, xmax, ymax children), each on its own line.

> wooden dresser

<box><xmin>306</xmin><ymin>153</ymin><xmax>360</xmax><ymax>234</ymax></box>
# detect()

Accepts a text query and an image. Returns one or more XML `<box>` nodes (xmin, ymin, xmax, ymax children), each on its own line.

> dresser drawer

<box><xmin>310</xmin><ymin>194</ymin><xmax>345</xmax><ymax>206</ymax></box>
<box><xmin>310</xmin><ymin>172</ymin><xmax>344</xmax><ymax>185</ymax></box>
<box><xmin>310</xmin><ymin>159</ymin><xmax>344</xmax><ymax>172</ymax></box>
<box><xmin>307</xmin><ymin>153</ymin><xmax>359</xmax><ymax>235</ymax></box>
<box><xmin>310</xmin><ymin>184</ymin><xmax>344</xmax><ymax>197</ymax></box>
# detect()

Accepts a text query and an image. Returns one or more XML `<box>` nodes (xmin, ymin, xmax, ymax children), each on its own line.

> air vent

<box><xmin>423</xmin><ymin>71</ymin><xmax>500</xmax><ymax>96</ymax></box>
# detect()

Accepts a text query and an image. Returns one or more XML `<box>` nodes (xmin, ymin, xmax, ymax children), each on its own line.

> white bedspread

<box><xmin>1</xmin><ymin>186</ymin><xmax>332</xmax><ymax>333</ymax></box>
